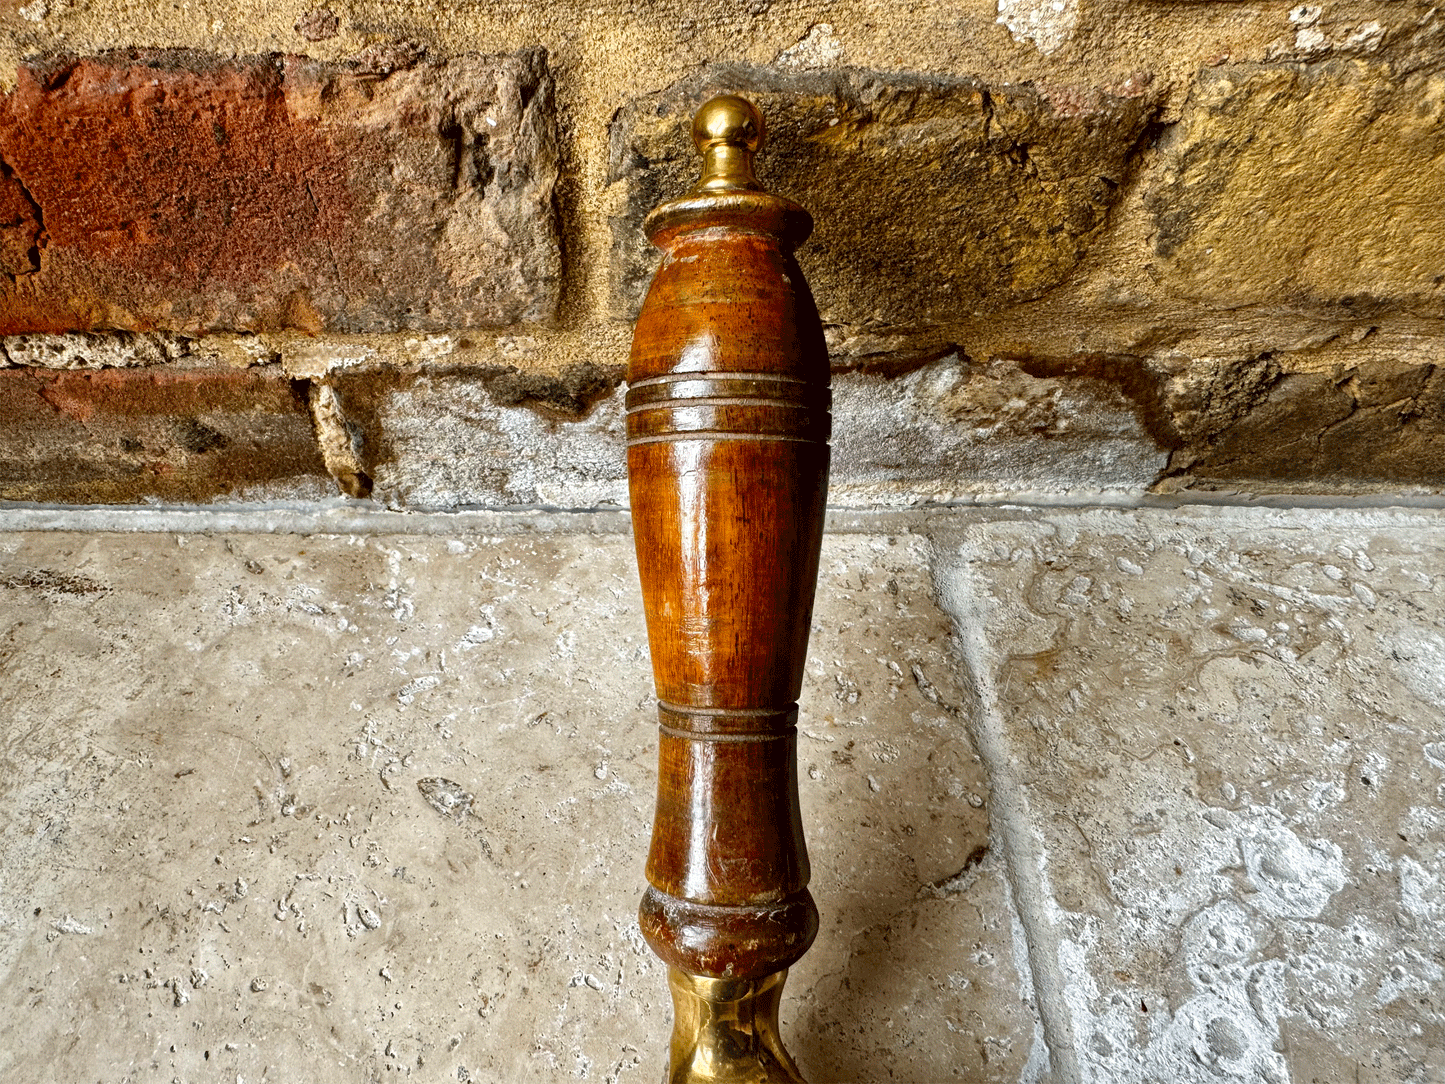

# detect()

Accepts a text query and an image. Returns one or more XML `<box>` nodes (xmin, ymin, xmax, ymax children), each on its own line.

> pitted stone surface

<box><xmin>1</xmin><ymin>330</ymin><xmax>194</xmax><ymax>369</ymax></box>
<box><xmin>938</xmin><ymin>506</ymin><xmax>1445</xmax><ymax>1084</ymax></box>
<box><xmin>323</xmin><ymin>366</ymin><xmax>630</xmax><ymax>509</ymax></box>
<box><xmin>0</xmin><ymin>49</ymin><xmax>560</xmax><ymax>334</ymax></box>
<box><xmin>831</xmin><ymin>354</ymin><xmax>1167</xmax><ymax>503</ymax></box>
<box><xmin>0</xmin><ymin>525</ymin><xmax>1031</xmax><ymax>1083</ymax></box>
<box><xmin>315</xmin><ymin>354</ymin><xmax>1168</xmax><ymax>510</ymax></box>
<box><xmin>0</xmin><ymin>530</ymin><xmax>663</xmax><ymax>1083</ymax></box>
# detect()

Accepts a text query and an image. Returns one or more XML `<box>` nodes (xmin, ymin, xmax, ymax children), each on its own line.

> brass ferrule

<box><xmin>666</xmin><ymin>968</ymin><xmax>806</xmax><ymax>1084</ymax></box>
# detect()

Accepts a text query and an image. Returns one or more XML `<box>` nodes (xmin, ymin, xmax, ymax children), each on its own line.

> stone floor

<box><xmin>0</xmin><ymin>503</ymin><xmax>1440</xmax><ymax>1083</ymax></box>
<box><xmin>936</xmin><ymin>505</ymin><xmax>1445</xmax><ymax>1084</ymax></box>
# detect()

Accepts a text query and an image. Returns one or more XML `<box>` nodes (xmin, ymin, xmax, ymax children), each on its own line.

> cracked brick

<box><xmin>0</xmin><ymin>365</ymin><xmax>330</xmax><ymax>502</ymax></box>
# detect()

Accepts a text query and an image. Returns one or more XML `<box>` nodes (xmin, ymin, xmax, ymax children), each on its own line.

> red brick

<box><xmin>0</xmin><ymin>48</ymin><xmax>559</xmax><ymax>335</ymax></box>
<box><xmin>0</xmin><ymin>366</ymin><xmax>330</xmax><ymax>502</ymax></box>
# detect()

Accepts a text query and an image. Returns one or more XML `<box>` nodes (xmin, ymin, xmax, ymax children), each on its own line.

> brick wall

<box><xmin>0</xmin><ymin>1</ymin><xmax>1441</xmax><ymax>506</ymax></box>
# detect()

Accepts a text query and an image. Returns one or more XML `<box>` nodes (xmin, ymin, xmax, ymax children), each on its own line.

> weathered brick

<box><xmin>976</xmin><ymin>343</ymin><xmax>1445</xmax><ymax>494</ymax></box>
<box><xmin>0</xmin><ymin>366</ymin><xmax>330</xmax><ymax>501</ymax></box>
<box><xmin>1148</xmin><ymin>62</ymin><xmax>1445</xmax><ymax>315</ymax></box>
<box><xmin>1179</xmin><ymin>360</ymin><xmax>1445</xmax><ymax>487</ymax></box>
<box><xmin>608</xmin><ymin>66</ymin><xmax>1159</xmax><ymax>359</ymax></box>
<box><xmin>0</xmin><ymin>48</ymin><xmax>560</xmax><ymax>334</ymax></box>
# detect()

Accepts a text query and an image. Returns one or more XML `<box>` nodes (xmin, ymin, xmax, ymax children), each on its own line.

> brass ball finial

<box><xmin>690</xmin><ymin>95</ymin><xmax>764</xmax><ymax>193</ymax></box>
<box><xmin>647</xmin><ymin>92</ymin><xmax>810</xmax><ymax>242</ymax></box>
<box><xmin>692</xmin><ymin>95</ymin><xmax>765</xmax><ymax>155</ymax></box>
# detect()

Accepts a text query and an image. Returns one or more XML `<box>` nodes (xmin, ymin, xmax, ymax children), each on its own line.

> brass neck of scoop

<box><xmin>695</xmin><ymin>142</ymin><xmax>762</xmax><ymax>193</ymax></box>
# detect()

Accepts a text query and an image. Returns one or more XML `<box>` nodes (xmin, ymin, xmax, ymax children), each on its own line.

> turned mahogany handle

<box><xmin>627</xmin><ymin>95</ymin><xmax>829</xmax><ymax>1083</ymax></box>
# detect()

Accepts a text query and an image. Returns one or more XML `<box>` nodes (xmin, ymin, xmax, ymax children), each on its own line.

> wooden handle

<box><xmin>627</xmin><ymin>95</ymin><xmax>830</xmax><ymax>1083</ymax></box>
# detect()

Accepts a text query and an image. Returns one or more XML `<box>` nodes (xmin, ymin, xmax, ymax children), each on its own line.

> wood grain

<box><xmin>628</xmin><ymin>169</ymin><xmax>830</xmax><ymax>984</ymax></box>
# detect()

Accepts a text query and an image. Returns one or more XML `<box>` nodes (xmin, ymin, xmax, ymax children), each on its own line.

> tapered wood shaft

<box><xmin>627</xmin><ymin>95</ymin><xmax>829</xmax><ymax>1083</ymax></box>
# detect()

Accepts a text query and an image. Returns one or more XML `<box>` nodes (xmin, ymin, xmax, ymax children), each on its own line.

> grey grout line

<box><xmin>915</xmin><ymin>489</ymin><xmax>1445</xmax><ymax>511</ymax></box>
<box><xmin>0</xmin><ymin>501</ymin><xmax>636</xmax><ymax>536</ymax></box>
<box><xmin>931</xmin><ymin>540</ymin><xmax>1083</xmax><ymax>1084</ymax></box>
<box><xmin>2</xmin><ymin>489</ymin><xmax>1444</xmax><ymax>536</ymax></box>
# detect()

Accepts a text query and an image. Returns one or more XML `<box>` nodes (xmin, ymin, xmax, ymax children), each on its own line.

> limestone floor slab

<box><xmin>0</xmin><ymin>526</ymin><xmax>1033</xmax><ymax>1083</ymax></box>
<box><xmin>938</xmin><ymin>507</ymin><xmax>1445</xmax><ymax>1084</ymax></box>
<box><xmin>793</xmin><ymin>533</ymin><xmax>1043</xmax><ymax>1083</ymax></box>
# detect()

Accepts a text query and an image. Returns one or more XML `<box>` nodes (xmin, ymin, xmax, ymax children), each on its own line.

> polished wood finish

<box><xmin>627</xmin><ymin>96</ymin><xmax>829</xmax><ymax>1081</ymax></box>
